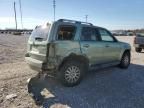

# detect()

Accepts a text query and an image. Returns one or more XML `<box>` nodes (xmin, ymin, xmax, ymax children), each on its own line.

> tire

<box><xmin>119</xmin><ymin>51</ymin><xmax>130</xmax><ymax>69</ymax></box>
<box><xmin>58</xmin><ymin>60</ymin><xmax>84</xmax><ymax>87</ymax></box>
<box><xmin>135</xmin><ymin>48</ymin><xmax>142</xmax><ymax>53</ymax></box>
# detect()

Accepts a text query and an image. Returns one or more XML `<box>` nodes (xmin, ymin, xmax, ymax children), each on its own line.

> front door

<box><xmin>98</xmin><ymin>28</ymin><xmax>121</xmax><ymax>63</ymax></box>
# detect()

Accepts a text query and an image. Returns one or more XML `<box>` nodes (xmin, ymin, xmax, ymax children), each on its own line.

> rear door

<box><xmin>98</xmin><ymin>28</ymin><xmax>121</xmax><ymax>63</ymax></box>
<box><xmin>80</xmin><ymin>27</ymin><xmax>104</xmax><ymax>65</ymax></box>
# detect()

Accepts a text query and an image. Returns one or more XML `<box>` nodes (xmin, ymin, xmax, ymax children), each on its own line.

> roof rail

<box><xmin>58</xmin><ymin>19</ymin><xmax>93</xmax><ymax>26</ymax></box>
<box><xmin>80</xmin><ymin>22</ymin><xmax>93</xmax><ymax>26</ymax></box>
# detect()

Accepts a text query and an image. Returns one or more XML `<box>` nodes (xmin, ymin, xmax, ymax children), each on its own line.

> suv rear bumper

<box><xmin>134</xmin><ymin>44</ymin><xmax>144</xmax><ymax>48</ymax></box>
<box><xmin>25</xmin><ymin>57</ymin><xmax>43</xmax><ymax>72</ymax></box>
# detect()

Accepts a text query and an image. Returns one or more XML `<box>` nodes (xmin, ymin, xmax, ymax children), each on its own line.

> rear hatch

<box><xmin>26</xmin><ymin>23</ymin><xmax>51</xmax><ymax>63</ymax></box>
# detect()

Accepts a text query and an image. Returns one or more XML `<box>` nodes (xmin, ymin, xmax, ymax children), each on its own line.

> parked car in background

<box><xmin>111</xmin><ymin>31</ymin><xmax>119</xmax><ymax>36</ymax></box>
<box><xmin>111</xmin><ymin>31</ymin><xmax>128</xmax><ymax>36</ymax></box>
<box><xmin>127</xmin><ymin>32</ymin><xmax>134</xmax><ymax>36</ymax></box>
<box><xmin>25</xmin><ymin>19</ymin><xmax>131</xmax><ymax>87</ymax></box>
<box><xmin>134</xmin><ymin>33</ymin><xmax>144</xmax><ymax>52</ymax></box>
<box><xmin>118</xmin><ymin>31</ymin><xmax>127</xmax><ymax>36</ymax></box>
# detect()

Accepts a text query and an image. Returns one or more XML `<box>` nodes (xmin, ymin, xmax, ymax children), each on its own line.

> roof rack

<box><xmin>58</xmin><ymin>19</ymin><xmax>93</xmax><ymax>26</ymax></box>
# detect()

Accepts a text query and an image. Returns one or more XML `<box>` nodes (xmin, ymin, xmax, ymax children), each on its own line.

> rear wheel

<box><xmin>135</xmin><ymin>48</ymin><xmax>142</xmax><ymax>53</ymax></box>
<box><xmin>119</xmin><ymin>51</ymin><xmax>130</xmax><ymax>69</ymax></box>
<box><xmin>58</xmin><ymin>60</ymin><xmax>84</xmax><ymax>87</ymax></box>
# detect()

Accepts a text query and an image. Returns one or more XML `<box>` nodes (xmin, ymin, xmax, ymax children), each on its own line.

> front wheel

<box><xmin>58</xmin><ymin>60</ymin><xmax>84</xmax><ymax>87</ymax></box>
<box><xmin>119</xmin><ymin>52</ymin><xmax>130</xmax><ymax>69</ymax></box>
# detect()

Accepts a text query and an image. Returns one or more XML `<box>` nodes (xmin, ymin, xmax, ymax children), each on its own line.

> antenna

<box><xmin>85</xmin><ymin>15</ymin><xmax>88</xmax><ymax>22</ymax></box>
<box><xmin>19</xmin><ymin>0</ymin><xmax>23</xmax><ymax>29</ymax></box>
<box><xmin>14</xmin><ymin>1</ymin><xmax>17</xmax><ymax>30</ymax></box>
<box><xmin>53</xmin><ymin>0</ymin><xmax>56</xmax><ymax>21</ymax></box>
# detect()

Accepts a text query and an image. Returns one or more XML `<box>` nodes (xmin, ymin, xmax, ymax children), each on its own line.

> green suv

<box><xmin>25</xmin><ymin>19</ymin><xmax>131</xmax><ymax>87</ymax></box>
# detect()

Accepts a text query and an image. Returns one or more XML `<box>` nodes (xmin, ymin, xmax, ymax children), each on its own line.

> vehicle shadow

<box><xmin>27</xmin><ymin>64</ymin><xmax>144</xmax><ymax>108</ymax></box>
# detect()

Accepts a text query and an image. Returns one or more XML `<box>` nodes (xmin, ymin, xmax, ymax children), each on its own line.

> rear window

<box><xmin>29</xmin><ymin>24</ymin><xmax>51</xmax><ymax>41</ymax></box>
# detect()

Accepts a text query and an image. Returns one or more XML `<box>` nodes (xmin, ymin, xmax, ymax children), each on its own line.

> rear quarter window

<box><xmin>57</xmin><ymin>25</ymin><xmax>76</xmax><ymax>40</ymax></box>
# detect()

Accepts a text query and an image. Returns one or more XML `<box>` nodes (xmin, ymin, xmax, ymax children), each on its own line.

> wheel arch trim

<box><xmin>57</xmin><ymin>53</ymin><xmax>89</xmax><ymax>71</ymax></box>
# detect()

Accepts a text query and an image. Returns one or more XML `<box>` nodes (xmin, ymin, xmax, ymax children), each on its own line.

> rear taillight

<box><xmin>134</xmin><ymin>37</ymin><xmax>136</xmax><ymax>44</ymax></box>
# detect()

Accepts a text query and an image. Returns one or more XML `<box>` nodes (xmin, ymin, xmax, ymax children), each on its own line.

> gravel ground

<box><xmin>0</xmin><ymin>34</ymin><xmax>144</xmax><ymax>108</ymax></box>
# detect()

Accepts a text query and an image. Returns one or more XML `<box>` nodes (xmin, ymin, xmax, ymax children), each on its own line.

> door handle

<box><xmin>83</xmin><ymin>44</ymin><xmax>89</xmax><ymax>48</ymax></box>
<box><xmin>105</xmin><ymin>45</ymin><xmax>110</xmax><ymax>47</ymax></box>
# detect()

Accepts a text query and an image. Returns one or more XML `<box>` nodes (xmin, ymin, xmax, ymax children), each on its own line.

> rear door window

<box><xmin>57</xmin><ymin>25</ymin><xmax>76</xmax><ymax>40</ymax></box>
<box><xmin>80</xmin><ymin>27</ymin><xmax>100</xmax><ymax>41</ymax></box>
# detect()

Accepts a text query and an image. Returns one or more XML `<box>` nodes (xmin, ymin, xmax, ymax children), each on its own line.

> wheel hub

<box><xmin>65</xmin><ymin>66</ymin><xmax>80</xmax><ymax>83</ymax></box>
<box><xmin>124</xmin><ymin>55</ymin><xmax>129</xmax><ymax>66</ymax></box>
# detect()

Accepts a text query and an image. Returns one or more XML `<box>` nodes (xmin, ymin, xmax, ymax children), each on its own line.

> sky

<box><xmin>0</xmin><ymin>0</ymin><xmax>144</xmax><ymax>30</ymax></box>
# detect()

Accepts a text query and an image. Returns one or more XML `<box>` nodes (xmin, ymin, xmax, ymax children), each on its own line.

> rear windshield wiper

<box><xmin>35</xmin><ymin>37</ymin><xmax>43</xmax><ymax>41</ymax></box>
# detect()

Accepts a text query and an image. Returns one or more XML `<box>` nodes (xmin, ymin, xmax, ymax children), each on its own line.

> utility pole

<box><xmin>53</xmin><ymin>0</ymin><xmax>56</xmax><ymax>21</ymax></box>
<box><xmin>85</xmin><ymin>15</ymin><xmax>88</xmax><ymax>22</ymax></box>
<box><xmin>14</xmin><ymin>1</ymin><xmax>17</xmax><ymax>30</ymax></box>
<box><xmin>19</xmin><ymin>0</ymin><xmax>23</xmax><ymax>29</ymax></box>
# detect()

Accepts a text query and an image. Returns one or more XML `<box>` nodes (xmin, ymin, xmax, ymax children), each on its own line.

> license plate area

<box><xmin>31</xmin><ymin>46</ymin><xmax>39</xmax><ymax>52</ymax></box>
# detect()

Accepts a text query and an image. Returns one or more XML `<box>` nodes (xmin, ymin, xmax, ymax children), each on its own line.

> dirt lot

<box><xmin>0</xmin><ymin>34</ymin><xmax>144</xmax><ymax>108</ymax></box>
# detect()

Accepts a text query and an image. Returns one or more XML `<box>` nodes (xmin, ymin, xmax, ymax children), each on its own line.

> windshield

<box><xmin>29</xmin><ymin>24</ymin><xmax>51</xmax><ymax>41</ymax></box>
